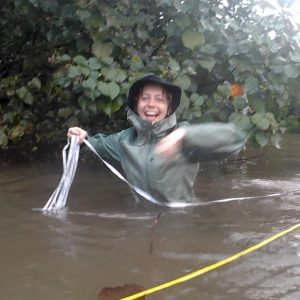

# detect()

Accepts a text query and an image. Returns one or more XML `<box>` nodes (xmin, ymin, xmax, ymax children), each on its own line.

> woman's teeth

<box><xmin>145</xmin><ymin>112</ymin><xmax>157</xmax><ymax>116</ymax></box>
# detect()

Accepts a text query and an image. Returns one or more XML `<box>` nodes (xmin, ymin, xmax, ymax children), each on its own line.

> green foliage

<box><xmin>1</xmin><ymin>0</ymin><xmax>300</xmax><ymax>153</ymax></box>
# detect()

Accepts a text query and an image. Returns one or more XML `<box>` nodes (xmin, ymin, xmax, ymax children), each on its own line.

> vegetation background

<box><xmin>1</xmin><ymin>0</ymin><xmax>300</xmax><ymax>160</ymax></box>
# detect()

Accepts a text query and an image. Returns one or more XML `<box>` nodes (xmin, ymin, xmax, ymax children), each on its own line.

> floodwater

<box><xmin>0</xmin><ymin>135</ymin><xmax>299</xmax><ymax>300</ymax></box>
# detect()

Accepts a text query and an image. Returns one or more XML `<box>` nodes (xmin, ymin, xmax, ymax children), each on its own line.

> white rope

<box><xmin>43</xmin><ymin>136</ymin><xmax>80</xmax><ymax>210</ymax></box>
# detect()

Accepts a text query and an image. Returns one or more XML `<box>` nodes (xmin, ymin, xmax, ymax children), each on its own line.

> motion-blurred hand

<box><xmin>154</xmin><ymin>127</ymin><xmax>186</xmax><ymax>159</ymax></box>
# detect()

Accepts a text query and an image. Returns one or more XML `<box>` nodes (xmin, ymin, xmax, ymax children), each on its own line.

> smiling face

<box><xmin>135</xmin><ymin>84</ymin><xmax>171</xmax><ymax>124</ymax></box>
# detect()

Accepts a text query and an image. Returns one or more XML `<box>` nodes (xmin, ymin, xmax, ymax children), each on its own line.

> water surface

<box><xmin>0</xmin><ymin>135</ymin><xmax>299</xmax><ymax>300</ymax></box>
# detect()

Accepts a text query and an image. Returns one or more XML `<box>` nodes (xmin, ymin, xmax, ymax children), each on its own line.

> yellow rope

<box><xmin>120</xmin><ymin>223</ymin><xmax>300</xmax><ymax>300</ymax></box>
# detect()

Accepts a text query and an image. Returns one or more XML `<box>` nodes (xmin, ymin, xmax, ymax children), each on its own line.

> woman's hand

<box><xmin>154</xmin><ymin>127</ymin><xmax>186</xmax><ymax>158</ymax></box>
<box><xmin>67</xmin><ymin>127</ymin><xmax>88</xmax><ymax>144</ymax></box>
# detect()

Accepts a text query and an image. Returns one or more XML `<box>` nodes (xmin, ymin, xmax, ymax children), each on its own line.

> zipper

<box><xmin>144</xmin><ymin>132</ymin><xmax>155</xmax><ymax>198</ymax></box>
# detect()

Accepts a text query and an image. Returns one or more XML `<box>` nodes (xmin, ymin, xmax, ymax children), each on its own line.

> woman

<box><xmin>68</xmin><ymin>74</ymin><xmax>246</xmax><ymax>204</ymax></box>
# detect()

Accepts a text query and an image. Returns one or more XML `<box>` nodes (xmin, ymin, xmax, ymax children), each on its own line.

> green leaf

<box><xmin>28</xmin><ymin>77</ymin><xmax>41</xmax><ymax>90</ymax></box>
<box><xmin>175</xmin><ymin>15</ymin><xmax>192</xmax><ymax>29</ymax></box>
<box><xmin>284</xmin><ymin>65</ymin><xmax>299</xmax><ymax>78</ymax></box>
<box><xmin>16</xmin><ymin>86</ymin><xmax>27</xmax><ymax>99</ymax></box>
<box><xmin>97</xmin><ymin>81</ymin><xmax>120</xmax><ymax>99</ymax></box>
<box><xmin>88</xmin><ymin>57</ymin><xmax>102</xmax><ymax>70</ymax></box>
<box><xmin>177</xmin><ymin>91</ymin><xmax>190</xmax><ymax>115</ymax></box>
<box><xmin>90</xmin><ymin>71</ymin><xmax>101</xmax><ymax>79</ymax></box>
<box><xmin>229</xmin><ymin>112</ymin><xmax>252</xmax><ymax>131</ymax></box>
<box><xmin>103</xmin><ymin>104</ymin><xmax>111</xmax><ymax>116</ymax></box>
<box><xmin>67</xmin><ymin>66</ymin><xmax>81</xmax><ymax>78</ymax></box>
<box><xmin>232</xmin><ymin>97</ymin><xmax>247</xmax><ymax>110</ymax></box>
<box><xmin>200</xmin><ymin>44</ymin><xmax>218</xmax><ymax>55</ymax></box>
<box><xmin>182</xmin><ymin>31</ymin><xmax>205</xmax><ymax>50</ymax></box>
<box><xmin>76</xmin><ymin>9</ymin><xmax>91</xmax><ymax>20</ymax></box>
<box><xmin>78</xmin><ymin>96</ymin><xmax>89</xmax><ymax>110</ymax></box>
<box><xmin>107</xmin><ymin>82</ymin><xmax>120</xmax><ymax>100</ymax></box>
<box><xmin>78</xmin><ymin>66</ymin><xmax>90</xmax><ymax>77</ymax></box>
<box><xmin>67</xmin><ymin>116</ymin><xmax>79</xmax><ymax>128</ymax></box>
<box><xmin>59</xmin><ymin>77</ymin><xmax>72</xmax><ymax>88</ymax></box>
<box><xmin>61</xmin><ymin>54</ymin><xmax>71</xmax><ymax>62</ymax></box>
<box><xmin>83</xmin><ymin>89</ymin><xmax>95</xmax><ymax>101</ymax></box>
<box><xmin>269</xmin><ymin>64</ymin><xmax>284</xmax><ymax>74</ymax></box>
<box><xmin>193</xmin><ymin>111</ymin><xmax>202</xmax><ymax>118</ymax></box>
<box><xmin>97</xmin><ymin>81</ymin><xmax>110</xmax><ymax>97</ymax></box>
<box><xmin>111</xmin><ymin>98</ymin><xmax>122</xmax><ymax>113</ymax></box>
<box><xmin>16</xmin><ymin>86</ymin><xmax>34</xmax><ymax>105</ymax></box>
<box><xmin>82</xmin><ymin>78</ymin><xmax>97</xmax><ymax>90</ymax></box>
<box><xmin>9</xmin><ymin>126</ymin><xmax>24</xmax><ymax>139</ymax></box>
<box><xmin>168</xmin><ymin>58</ymin><xmax>181</xmax><ymax>73</ymax></box>
<box><xmin>131</xmin><ymin>56</ymin><xmax>144</xmax><ymax>70</ymax></box>
<box><xmin>266</xmin><ymin>112</ymin><xmax>278</xmax><ymax>131</ymax></box>
<box><xmin>269</xmin><ymin>56</ymin><xmax>287</xmax><ymax>73</ymax></box>
<box><xmin>249</xmin><ymin>99</ymin><xmax>266</xmax><ymax>114</ymax></box>
<box><xmin>190</xmin><ymin>93</ymin><xmax>204</xmax><ymax>106</ymax></box>
<box><xmin>89</xmin><ymin>102</ymin><xmax>97</xmax><ymax>113</ymax></box>
<box><xmin>86</xmin><ymin>14</ymin><xmax>102</xmax><ymax>28</ymax></box>
<box><xmin>115</xmin><ymin>70</ymin><xmax>127</xmax><ymax>83</ymax></box>
<box><xmin>245</xmin><ymin>76</ymin><xmax>259</xmax><ymax>95</ymax></box>
<box><xmin>251</xmin><ymin>112</ymin><xmax>263</xmax><ymax>124</ymax></box>
<box><xmin>166</xmin><ymin>21</ymin><xmax>179</xmax><ymax>37</ymax></box>
<box><xmin>257</xmin><ymin>118</ymin><xmax>270</xmax><ymax>130</ymax></box>
<box><xmin>250</xmin><ymin>113</ymin><xmax>270</xmax><ymax>130</ymax></box>
<box><xmin>199</xmin><ymin>57</ymin><xmax>216</xmax><ymax>72</ymax></box>
<box><xmin>3</xmin><ymin>112</ymin><xmax>15</xmax><ymax>123</ymax></box>
<box><xmin>58</xmin><ymin>107</ymin><xmax>73</xmax><ymax>119</ymax></box>
<box><xmin>215</xmin><ymin>82</ymin><xmax>231</xmax><ymax>97</ymax></box>
<box><xmin>175</xmin><ymin>75</ymin><xmax>191</xmax><ymax>90</ymax></box>
<box><xmin>102</xmin><ymin>57</ymin><xmax>114</xmax><ymax>65</ymax></box>
<box><xmin>230</xmin><ymin>57</ymin><xmax>254</xmax><ymax>72</ymax></box>
<box><xmin>255</xmin><ymin>132</ymin><xmax>268</xmax><ymax>147</ymax></box>
<box><xmin>73</xmin><ymin>55</ymin><xmax>88</xmax><ymax>66</ymax></box>
<box><xmin>104</xmin><ymin>68</ymin><xmax>127</xmax><ymax>83</ymax></box>
<box><xmin>0</xmin><ymin>130</ymin><xmax>8</xmax><ymax>145</ymax></box>
<box><xmin>289</xmin><ymin>52</ymin><xmax>300</xmax><ymax>63</ymax></box>
<box><xmin>92</xmin><ymin>41</ymin><xmax>113</xmax><ymax>59</ymax></box>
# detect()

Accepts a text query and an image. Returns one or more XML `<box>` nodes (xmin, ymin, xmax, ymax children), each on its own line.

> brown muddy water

<box><xmin>0</xmin><ymin>135</ymin><xmax>299</xmax><ymax>300</ymax></box>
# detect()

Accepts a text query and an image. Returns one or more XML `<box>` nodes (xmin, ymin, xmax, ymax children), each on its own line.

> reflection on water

<box><xmin>0</xmin><ymin>135</ymin><xmax>299</xmax><ymax>300</ymax></box>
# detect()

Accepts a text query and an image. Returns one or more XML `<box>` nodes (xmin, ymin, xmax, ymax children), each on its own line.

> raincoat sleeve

<box><xmin>181</xmin><ymin>122</ymin><xmax>246</xmax><ymax>162</ymax></box>
<box><xmin>87</xmin><ymin>132</ymin><xmax>123</xmax><ymax>164</ymax></box>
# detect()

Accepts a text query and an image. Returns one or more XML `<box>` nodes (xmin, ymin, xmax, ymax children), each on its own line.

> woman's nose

<box><xmin>148</xmin><ymin>97</ymin><xmax>156</xmax><ymax>106</ymax></box>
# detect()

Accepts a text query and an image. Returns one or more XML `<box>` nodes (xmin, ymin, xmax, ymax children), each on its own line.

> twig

<box><xmin>149</xmin><ymin>212</ymin><xmax>162</xmax><ymax>253</ymax></box>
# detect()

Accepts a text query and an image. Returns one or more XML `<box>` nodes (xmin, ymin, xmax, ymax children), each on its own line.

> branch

<box><xmin>150</xmin><ymin>35</ymin><xmax>167</xmax><ymax>58</ymax></box>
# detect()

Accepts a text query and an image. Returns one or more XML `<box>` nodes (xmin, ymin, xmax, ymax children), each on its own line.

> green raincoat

<box><xmin>88</xmin><ymin>109</ymin><xmax>246</xmax><ymax>204</ymax></box>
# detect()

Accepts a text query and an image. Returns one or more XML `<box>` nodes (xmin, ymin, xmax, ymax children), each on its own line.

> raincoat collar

<box><xmin>127</xmin><ymin>109</ymin><xmax>177</xmax><ymax>139</ymax></box>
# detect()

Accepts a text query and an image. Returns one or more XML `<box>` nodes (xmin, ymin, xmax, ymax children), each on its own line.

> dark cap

<box><xmin>127</xmin><ymin>74</ymin><xmax>181</xmax><ymax>114</ymax></box>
